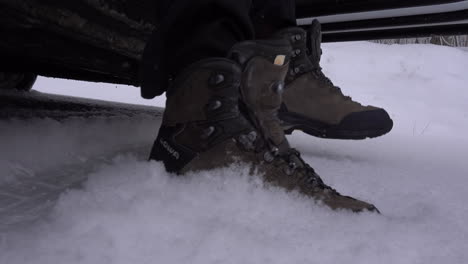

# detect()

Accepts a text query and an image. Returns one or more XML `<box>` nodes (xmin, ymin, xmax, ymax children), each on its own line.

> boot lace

<box><xmin>289</xmin><ymin>59</ymin><xmax>352</xmax><ymax>102</ymax></box>
<box><xmin>278</xmin><ymin>148</ymin><xmax>336</xmax><ymax>191</ymax></box>
<box><xmin>237</xmin><ymin>129</ymin><xmax>335</xmax><ymax>191</ymax></box>
<box><xmin>312</xmin><ymin>67</ymin><xmax>352</xmax><ymax>101</ymax></box>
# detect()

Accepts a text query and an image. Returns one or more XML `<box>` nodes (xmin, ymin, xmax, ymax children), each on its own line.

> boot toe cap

<box><xmin>323</xmin><ymin>194</ymin><xmax>380</xmax><ymax>213</ymax></box>
<box><xmin>335</xmin><ymin>108</ymin><xmax>393</xmax><ymax>138</ymax></box>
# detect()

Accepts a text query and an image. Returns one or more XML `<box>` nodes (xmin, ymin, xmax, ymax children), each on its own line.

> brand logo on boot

<box><xmin>159</xmin><ymin>139</ymin><xmax>180</xmax><ymax>160</ymax></box>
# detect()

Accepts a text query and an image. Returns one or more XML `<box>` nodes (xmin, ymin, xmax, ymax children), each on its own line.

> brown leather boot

<box><xmin>276</xmin><ymin>21</ymin><xmax>393</xmax><ymax>139</ymax></box>
<box><xmin>149</xmin><ymin>39</ymin><xmax>378</xmax><ymax>213</ymax></box>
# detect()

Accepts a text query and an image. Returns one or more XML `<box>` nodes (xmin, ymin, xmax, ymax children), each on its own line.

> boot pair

<box><xmin>149</xmin><ymin>25</ymin><xmax>387</xmax><ymax>212</ymax></box>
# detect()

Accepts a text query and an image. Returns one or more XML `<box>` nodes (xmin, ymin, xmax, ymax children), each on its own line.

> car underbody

<box><xmin>0</xmin><ymin>0</ymin><xmax>467</xmax><ymax>90</ymax></box>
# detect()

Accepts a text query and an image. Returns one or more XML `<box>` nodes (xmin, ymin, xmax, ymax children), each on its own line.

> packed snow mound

<box><xmin>1</xmin><ymin>156</ymin><xmax>462</xmax><ymax>264</ymax></box>
<box><xmin>1</xmin><ymin>42</ymin><xmax>467</xmax><ymax>264</ymax></box>
<box><xmin>0</xmin><ymin>114</ymin><xmax>160</xmax><ymax>184</ymax></box>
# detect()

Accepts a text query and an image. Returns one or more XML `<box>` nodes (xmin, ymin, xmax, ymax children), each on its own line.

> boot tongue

<box><xmin>307</xmin><ymin>19</ymin><xmax>322</xmax><ymax>68</ymax></box>
<box><xmin>228</xmin><ymin>39</ymin><xmax>292</xmax><ymax>149</ymax></box>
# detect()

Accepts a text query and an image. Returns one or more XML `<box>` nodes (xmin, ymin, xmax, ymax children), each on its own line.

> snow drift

<box><xmin>1</xmin><ymin>42</ymin><xmax>467</xmax><ymax>264</ymax></box>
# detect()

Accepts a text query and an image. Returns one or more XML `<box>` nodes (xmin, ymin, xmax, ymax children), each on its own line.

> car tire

<box><xmin>0</xmin><ymin>72</ymin><xmax>37</xmax><ymax>91</ymax></box>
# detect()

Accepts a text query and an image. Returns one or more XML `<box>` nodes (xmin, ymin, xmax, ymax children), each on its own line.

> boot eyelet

<box><xmin>295</xmin><ymin>49</ymin><xmax>301</xmax><ymax>55</ymax></box>
<box><xmin>247</xmin><ymin>131</ymin><xmax>257</xmax><ymax>141</ymax></box>
<box><xmin>289</xmin><ymin>162</ymin><xmax>297</xmax><ymax>169</ymax></box>
<box><xmin>284</xmin><ymin>166</ymin><xmax>295</xmax><ymax>176</ymax></box>
<box><xmin>208</xmin><ymin>100</ymin><xmax>222</xmax><ymax>110</ymax></box>
<box><xmin>271</xmin><ymin>147</ymin><xmax>279</xmax><ymax>156</ymax></box>
<box><xmin>201</xmin><ymin>126</ymin><xmax>215</xmax><ymax>139</ymax></box>
<box><xmin>209</xmin><ymin>74</ymin><xmax>225</xmax><ymax>86</ymax></box>
<box><xmin>283</xmin><ymin>161</ymin><xmax>297</xmax><ymax>175</ymax></box>
<box><xmin>263</xmin><ymin>151</ymin><xmax>275</xmax><ymax>163</ymax></box>
<box><xmin>238</xmin><ymin>134</ymin><xmax>255</xmax><ymax>150</ymax></box>
<box><xmin>271</xmin><ymin>81</ymin><xmax>285</xmax><ymax>94</ymax></box>
<box><xmin>307</xmin><ymin>177</ymin><xmax>316</xmax><ymax>185</ymax></box>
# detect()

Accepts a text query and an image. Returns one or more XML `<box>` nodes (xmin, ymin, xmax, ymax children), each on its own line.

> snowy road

<box><xmin>1</xmin><ymin>42</ymin><xmax>468</xmax><ymax>264</ymax></box>
<box><xmin>0</xmin><ymin>91</ymin><xmax>163</xmax><ymax>228</ymax></box>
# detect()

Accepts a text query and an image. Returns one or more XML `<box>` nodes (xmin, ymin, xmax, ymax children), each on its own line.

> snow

<box><xmin>0</xmin><ymin>114</ymin><xmax>159</xmax><ymax>184</ymax></box>
<box><xmin>2</xmin><ymin>42</ymin><xmax>468</xmax><ymax>263</ymax></box>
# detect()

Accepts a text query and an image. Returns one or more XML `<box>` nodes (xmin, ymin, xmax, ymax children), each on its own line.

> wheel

<box><xmin>0</xmin><ymin>73</ymin><xmax>37</xmax><ymax>91</ymax></box>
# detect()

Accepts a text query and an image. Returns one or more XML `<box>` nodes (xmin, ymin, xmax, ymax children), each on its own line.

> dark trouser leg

<box><xmin>140</xmin><ymin>0</ymin><xmax>296</xmax><ymax>98</ymax></box>
<box><xmin>157</xmin><ymin>0</ymin><xmax>254</xmax><ymax>78</ymax></box>
<box><xmin>161</xmin><ymin>0</ymin><xmax>297</xmax><ymax>73</ymax></box>
<box><xmin>251</xmin><ymin>0</ymin><xmax>297</xmax><ymax>38</ymax></box>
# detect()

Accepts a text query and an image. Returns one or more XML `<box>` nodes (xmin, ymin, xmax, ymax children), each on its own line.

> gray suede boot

<box><xmin>149</xmin><ymin>39</ymin><xmax>378</xmax><ymax>213</ymax></box>
<box><xmin>277</xmin><ymin>21</ymin><xmax>393</xmax><ymax>139</ymax></box>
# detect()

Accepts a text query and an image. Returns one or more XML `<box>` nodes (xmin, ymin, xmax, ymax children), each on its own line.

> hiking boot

<box><xmin>149</xmin><ymin>39</ymin><xmax>378</xmax><ymax>213</ymax></box>
<box><xmin>276</xmin><ymin>21</ymin><xmax>393</xmax><ymax>139</ymax></box>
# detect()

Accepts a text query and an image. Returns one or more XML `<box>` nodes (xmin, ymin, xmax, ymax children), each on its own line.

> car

<box><xmin>1</xmin><ymin>0</ymin><xmax>467</xmax><ymax>92</ymax></box>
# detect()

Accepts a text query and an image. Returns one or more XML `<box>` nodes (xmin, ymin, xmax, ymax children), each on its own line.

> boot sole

<box><xmin>280</xmin><ymin>112</ymin><xmax>393</xmax><ymax>140</ymax></box>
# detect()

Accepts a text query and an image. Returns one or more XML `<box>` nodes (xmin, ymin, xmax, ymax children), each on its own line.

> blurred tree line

<box><xmin>374</xmin><ymin>35</ymin><xmax>468</xmax><ymax>47</ymax></box>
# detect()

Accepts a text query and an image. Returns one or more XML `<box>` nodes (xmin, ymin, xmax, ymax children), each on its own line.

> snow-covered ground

<box><xmin>1</xmin><ymin>42</ymin><xmax>468</xmax><ymax>263</ymax></box>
